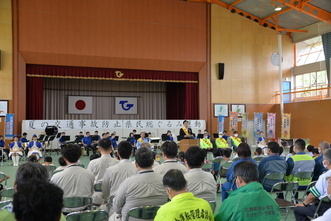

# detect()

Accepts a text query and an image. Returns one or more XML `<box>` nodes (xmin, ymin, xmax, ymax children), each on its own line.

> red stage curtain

<box><xmin>26</xmin><ymin>77</ymin><xmax>43</xmax><ymax>120</ymax></box>
<box><xmin>26</xmin><ymin>64</ymin><xmax>198</xmax><ymax>83</ymax></box>
<box><xmin>166</xmin><ymin>83</ymin><xmax>199</xmax><ymax>120</ymax></box>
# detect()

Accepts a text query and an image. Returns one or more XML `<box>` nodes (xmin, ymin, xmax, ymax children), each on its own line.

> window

<box><xmin>294</xmin><ymin>70</ymin><xmax>328</xmax><ymax>98</ymax></box>
<box><xmin>296</xmin><ymin>36</ymin><xmax>325</xmax><ymax>66</ymax></box>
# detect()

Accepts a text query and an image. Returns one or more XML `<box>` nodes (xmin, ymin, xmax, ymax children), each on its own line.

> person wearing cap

<box><xmin>215</xmin><ymin>132</ymin><xmax>230</xmax><ymax>155</ymax></box>
<box><xmin>166</xmin><ymin>130</ymin><xmax>174</xmax><ymax>141</ymax></box>
<box><xmin>27</xmin><ymin>134</ymin><xmax>43</xmax><ymax>160</ymax></box>
<box><xmin>9</xmin><ymin>135</ymin><xmax>23</xmax><ymax>167</ymax></box>
<box><xmin>20</xmin><ymin>132</ymin><xmax>29</xmax><ymax>156</ymax></box>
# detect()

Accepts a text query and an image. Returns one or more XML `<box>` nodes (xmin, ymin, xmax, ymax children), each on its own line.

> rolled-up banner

<box><xmin>229</xmin><ymin>112</ymin><xmax>238</xmax><ymax>132</ymax></box>
<box><xmin>241</xmin><ymin>113</ymin><xmax>249</xmax><ymax>138</ymax></box>
<box><xmin>267</xmin><ymin>113</ymin><xmax>276</xmax><ymax>139</ymax></box>
<box><xmin>254</xmin><ymin>113</ymin><xmax>263</xmax><ymax>138</ymax></box>
<box><xmin>217</xmin><ymin>115</ymin><xmax>225</xmax><ymax>133</ymax></box>
<box><xmin>5</xmin><ymin>114</ymin><xmax>14</xmax><ymax>139</ymax></box>
<box><xmin>281</xmin><ymin>113</ymin><xmax>291</xmax><ymax>139</ymax></box>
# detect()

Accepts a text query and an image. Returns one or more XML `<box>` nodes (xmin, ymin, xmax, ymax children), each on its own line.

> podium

<box><xmin>179</xmin><ymin>139</ymin><xmax>199</xmax><ymax>152</ymax></box>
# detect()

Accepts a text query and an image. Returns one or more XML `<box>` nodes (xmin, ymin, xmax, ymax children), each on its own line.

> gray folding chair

<box><xmin>44</xmin><ymin>165</ymin><xmax>57</xmax><ymax>178</ymax></box>
<box><xmin>125</xmin><ymin>205</ymin><xmax>161</xmax><ymax>221</ymax></box>
<box><xmin>301</xmin><ymin>181</ymin><xmax>317</xmax><ymax>203</ymax></box>
<box><xmin>63</xmin><ymin>197</ymin><xmax>93</xmax><ymax>213</ymax></box>
<box><xmin>66</xmin><ymin>210</ymin><xmax>108</xmax><ymax>221</ymax></box>
<box><xmin>208</xmin><ymin>201</ymin><xmax>216</xmax><ymax>212</ymax></box>
<box><xmin>94</xmin><ymin>182</ymin><xmax>102</xmax><ymax>192</ymax></box>
<box><xmin>106</xmin><ymin>195</ymin><xmax>115</xmax><ymax>213</ymax></box>
<box><xmin>307</xmin><ymin>196</ymin><xmax>331</xmax><ymax>219</ymax></box>
<box><xmin>202</xmin><ymin>162</ymin><xmax>213</xmax><ymax>171</ymax></box>
<box><xmin>270</xmin><ymin>182</ymin><xmax>299</xmax><ymax>221</ymax></box>
<box><xmin>261</xmin><ymin>173</ymin><xmax>285</xmax><ymax>190</ymax></box>
<box><xmin>0</xmin><ymin>172</ymin><xmax>9</xmax><ymax>188</ymax></box>
<box><xmin>0</xmin><ymin>188</ymin><xmax>15</xmax><ymax>200</ymax></box>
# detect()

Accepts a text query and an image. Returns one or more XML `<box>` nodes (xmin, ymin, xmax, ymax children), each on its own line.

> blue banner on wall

<box><xmin>218</xmin><ymin>115</ymin><xmax>225</xmax><ymax>133</ymax></box>
<box><xmin>5</xmin><ymin>114</ymin><xmax>14</xmax><ymax>138</ymax></box>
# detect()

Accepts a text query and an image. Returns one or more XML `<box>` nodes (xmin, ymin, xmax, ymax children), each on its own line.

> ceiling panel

<box><xmin>309</xmin><ymin>0</ymin><xmax>331</xmax><ymax>13</ymax></box>
<box><xmin>278</xmin><ymin>10</ymin><xmax>320</xmax><ymax>29</ymax></box>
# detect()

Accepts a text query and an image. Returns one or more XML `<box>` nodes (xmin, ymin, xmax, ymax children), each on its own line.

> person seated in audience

<box><xmin>222</xmin><ymin>149</ymin><xmax>231</xmax><ymax>162</ymax></box>
<box><xmin>102</xmin><ymin>141</ymin><xmax>137</xmax><ymax>212</ymax></box>
<box><xmin>154</xmin><ymin>169</ymin><xmax>214</xmax><ymax>221</ymax></box>
<box><xmin>313</xmin><ymin>148</ymin><xmax>320</xmax><ymax>159</ymax></box>
<box><xmin>215</xmin><ymin>132</ymin><xmax>230</xmax><ymax>155</ymax></box>
<box><xmin>55</xmin><ymin>156</ymin><xmax>67</xmax><ymax>171</ymax></box>
<box><xmin>51</xmin><ymin>144</ymin><xmax>94</xmax><ymax>212</ymax></box>
<box><xmin>254</xmin><ymin>147</ymin><xmax>265</xmax><ymax>158</ymax></box>
<box><xmin>294</xmin><ymin>149</ymin><xmax>331</xmax><ymax>221</ymax></box>
<box><xmin>229</xmin><ymin>131</ymin><xmax>241</xmax><ymax>152</ymax></box>
<box><xmin>152</xmin><ymin>151</ymin><xmax>160</xmax><ymax>168</ymax></box>
<box><xmin>215</xmin><ymin>161</ymin><xmax>280</xmax><ymax>221</ymax></box>
<box><xmin>153</xmin><ymin>141</ymin><xmax>187</xmax><ymax>175</ymax></box>
<box><xmin>109</xmin><ymin>133</ymin><xmax>118</xmax><ymax>149</ymax></box>
<box><xmin>278</xmin><ymin>145</ymin><xmax>286</xmax><ymax>158</ymax></box>
<box><xmin>184</xmin><ymin>146</ymin><xmax>216</xmax><ymax>201</ymax></box>
<box><xmin>221</xmin><ymin>143</ymin><xmax>256</xmax><ymax>201</ymax></box>
<box><xmin>13</xmin><ymin>182</ymin><xmax>64</xmax><ymax>221</ymax></box>
<box><xmin>27</xmin><ymin>155</ymin><xmax>38</xmax><ymax>163</ymax></box>
<box><xmin>212</xmin><ymin>148</ymin><xmax>222</xmax><ymax>180</ymax></box>
<box><xmin>110</xmin><ymin>147</ymin><xmax>168</xmax><ymax>221</ymax></box>
<box><xmin>258</xmin><ymin>141</ymin><xmax>287</xmax><ymax>191</ymax></box>
<box><xmin>313</xmin><ymin>141</ymin><xmax>330</xmax><ymax>181</ymax></box>
<box><xmin>200</xmin><ymin>132</ymin><xmax>213</xmax><ymax>150</ymax></box>
<box><xmin>312</xmin><ymin>177</ymin><xmax>331</xmax><ymax>221</ymax></box>
<box><xmin>9</xmin><ymin>135</ymin><xmax>23</xmax><ymax>167</ymax></box>
<box><xmin>136</xmin><ymin>132</ymin><xmax>150</xmax><ymax>149</ymax></box>
<box><xmin>177</xmin><ymin>151</ymin><xmax>185</xmax><ymax>166</ymax></box>
<box><xmin>87</xmin><ymin>138</ymin><xmax>119</xmax><ymax>205</ymax></box>
<box><xmin>307</xmin><ymin>145</ymin><xmax>315</xmax><ymax>157</ymax></box>
<box><xmin>0</xmin><ymin>162</ymin><xmax>66</xmax><ymax>221</ymax></box>
<box><xmin>285</xmin><ymin>145</ymin><xmax>295</xmax><ymax>160</ymax></box>
<box><xmin>42</xmin><ymin>156</ymin><xmax>54</xmax><ymax>166</ymax></box>
<box><xmin>286</xmin><ymin>139</ymin><xmax>315</xmax><ymax>195</ymax></box>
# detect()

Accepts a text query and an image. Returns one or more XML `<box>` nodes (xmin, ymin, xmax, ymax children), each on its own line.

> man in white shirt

<box><xmin>110</xmin><ymin>147</ymin><xmax>168</xmax><ymax>221</ymax></box>
<box><xmin>295</xmin><ymin>149</ymin><xmax>331</xmax><ymax>220</ymax></box>
<box><xmin>51</xmin><ymin>144</ymin><xmax>94</xmax><ymax>207</ymax></box>
<box><xmin>87</xmin><ymin>138</ymin><xmax>119</xmax><ymax>205</ymax></box>
<box><xmin>102</xmin><ymin>141</ymin><xmax>137</xmax><ymax>209</ymax></box>
<box><xmin>184</xmin><ymin>146</ymin><xmax>216</xmax><ymax>201</ymax></box>
<box><xmin>153</xmin><ymin>141</ymin><xmax>187</xmax><ymax>175</ymax></box>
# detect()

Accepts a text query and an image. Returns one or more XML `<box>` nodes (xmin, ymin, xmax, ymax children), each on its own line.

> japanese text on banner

<box><xmin>241</xmin><ymin>113</ymin><xmax>249</xmax><ymax>138</ymax></box>
<box><xmin>229</xmin><ymin>112</ymin><xmax>238</xmax><ymax>132</ymax></box>
<box><xmin>267</xmin><ymin>113</ymin><xmax>276</xmax><ymax>139</ymax></box>
<box><xmin>254</xmin><ymin>113</ymin><xmax>263</xmax><ymax>138</ymax></box>
<box><xmin>281</xmin><ymin>113</ymin><xmax>291</xmax><ymax>139</ymax></box>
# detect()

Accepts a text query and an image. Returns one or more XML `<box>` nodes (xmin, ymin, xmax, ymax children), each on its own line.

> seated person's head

<box><xmin>234</xmin><ymin>161</ymin><xmax>259</xmax><ymax>188</ymax></box>
<box><xmin>58</xmin><ymin>157</ymin><xmax>67</xmax><ymax>166</ymax></box>
<box><xmin>223</xmin><ymin>149</ymin><xmax>231</xmax><ymax>158</ymax></box>
<box><xmin>13</xmin><ymin>182</ymin><xmax>63</xmax><ymax>221</ymax></box>
<box><xmin>255</xmin><ymin>147</ymin><xmax>262</xmax><ymax>156</ymax></box>
<box><xmin>15</xmin><ymin>162</ymin><xmax>49</xmax><ymax>191</ymax></box>
<box><xmin>135</xmin><ymin>147</ymin><xmax>154</xmax><ymax>169</ymax></box>
<box><xmin>177</xmin><ymin>151</ymin><xmax>185</xmax><ymax>162</ymax></box>
<box><xmin>278</xmin><ymin>146</ymin><xmax>284</xmax><ymax>156</ymax></box>
<box><xmin>185</xmin><ymin>146</ymin><xmax>206</xmax><ymax>169</ymax></box>
<box><xmin>294</xmin><ymin>139</ymin><xmax>306</xmax><ymax>153</ymax></box>
<box><xmin>89</xmin><ymin>154</ymin><xmax>100</xmax><ymax>161</ymax></box>
<box><xmin>117</xmin><ymin>141</ymin><xmax>133</xmax><ymax>159</ymax></box>
<box><xmin>161</xmin><ymin>141</ymin><xmax>178</xmax><ymax>159</ymax></box>
<box><xmin>237</xmin><ymin>143</ymin><xmax>251</xmax><ymax>159</ymax></box>
<box><xmin>28</xmin><ymin>155</ymin><xmax>38</xmax><ymax>163</ymax></box>
<box><xmin>163</xmin><ymin>169</ymin><xmax>187</xmax><ymax>199</ymax></box>
<box><xmin>307</xmin><ymin>145</ymin><xmax>314</xmax><ymax>152</ymax></box>
<box><xmin>213</xmin><ymin>148</ymin><xmax>221</xmax><ymax>158</ymax></box>
<box><xmin>312</xmin><ymin>148</ymin><xmax>320</xmax><ymax>156</ymax></box>
<box><xmin>98</xmin><ymin>138</ymin><xmax>113</xmax><ymax>152</ymax></box>
<box><xmin>61</xmin><ymin>144</ymin><xmax>81</xmax><ymax>164</ymax></box>
<box><xmin>140</xmin><ymin>142</ymin><xmax>151</xmax><ymax>149</ymax></box>
<box><xmin>267</xmin><ymin>141</ymin><xmax>280</xmax><ymax>154</ymax></box>
<box><xmin>44</xmin><ymin>156</ymin><xmax>52</xmax><ymax>165</ymax></box>
<box><xmin>281</xmin><ymin>140</ymin><xmax>288</xmax><ymax>147</ymax></box>
<box><xmin>289</xmin><ymin>145</ymin><xmax>295</xmax><ymax>154</ymax></box>
<box><xmin>323</xmin><ymin>149</ymin><xmax>331</xmax><ymax>169</ymax></box>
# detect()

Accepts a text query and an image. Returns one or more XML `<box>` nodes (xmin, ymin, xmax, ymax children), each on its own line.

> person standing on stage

<box><xmin>136</xmin><ymin>132</ymin><xmax>150</xmax><ymax>150</ymax></box>
<box><xmin>82</xmin><ymin>131</ymin><xmax>92</xmax><ymax>156</ymax></box>
<box><xmin>9</xmin><ymin>135</ymin><xmax>23</xmax><ymax>167</ymax></box>
<box><xmin>27</xmin><ymin>134</ymin><xmax>43</xmax><ymax>160</ymax></box>
<box><xmin>179</xmin><ymin>120</ymin><xmax>194</xmax><ymax>139</ymax></box>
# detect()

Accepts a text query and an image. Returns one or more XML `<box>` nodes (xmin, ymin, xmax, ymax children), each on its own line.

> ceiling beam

<box><xmin>274</xmin><ymin>0</ymin><xmax>331</xmax><ymax>23</ymax></box>
<box><xmin>261</xmin><ymin>7</ymin><xmax>292</xmax><ymax>24</ymax></box>
<box><xmin>185</xmin><ymin>0</ymin><xmax>307</xmax><ymax>33</ymax></box>
<box><xmin>229</xmin><ymin>0</ymin><xmax>244</xmax><ymax>10</ymax></box>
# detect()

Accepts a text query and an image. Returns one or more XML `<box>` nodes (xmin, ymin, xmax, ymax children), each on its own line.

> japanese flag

<box><xmin>68</xmin><ymin>96</ymin><xmax>93</xmax><ymax>114</ymax></box>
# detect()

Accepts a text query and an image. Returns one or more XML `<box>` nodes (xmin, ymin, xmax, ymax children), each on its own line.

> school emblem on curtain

<box><xmin>218</xmin><ymin>115</ymin><xmax>225</xmax><ymax>133</ymax></box>
<box><xmin>281</xmin><ymin>113</ymin><xmax>291</xmax><ymax>139</ymax></box>
<box><xmin>254</xmin><ymin>113</ymin><xmax>263</xmax><ymax>138</ymax></box>
<box><xmin>241</xmin><ymin>113</ymin><xmax>249</xmax><ymax>138</ymax></box>
<box><xmin>229</xmin><ymin>112</ymin><xmax>238</xmax><ymax>132</ymax></box>
<box><xmin>267</xmin><ymin>113</ymin><xmax>276</xmax><ymax>139</ymax></box>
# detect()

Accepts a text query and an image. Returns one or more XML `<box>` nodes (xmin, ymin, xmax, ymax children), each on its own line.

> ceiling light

<box><xmin>275</xmin><ymin>6</ymin><xmax>282</xmax><ymax>11</ymax></box>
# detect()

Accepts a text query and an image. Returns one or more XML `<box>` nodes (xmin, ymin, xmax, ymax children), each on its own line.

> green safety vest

<box><xmin>286</xmin><ymin>154</ymin><xmax>314</xmax><ymax>186</ymax></box>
